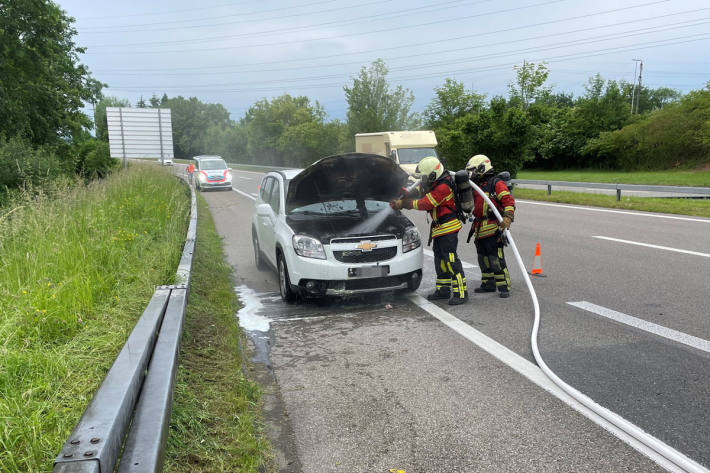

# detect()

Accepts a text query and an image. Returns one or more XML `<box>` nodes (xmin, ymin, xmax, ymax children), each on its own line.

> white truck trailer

<box><xmin>354</xmin><ymin>130</ymin><xmax>438</xmax><ymax>175</ymax></box>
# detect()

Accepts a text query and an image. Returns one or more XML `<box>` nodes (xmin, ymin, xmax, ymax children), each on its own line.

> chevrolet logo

<box><xmin>356</xmin><ymin>241</ymin><xmax>377</xmax><ymax>252</ymax></box>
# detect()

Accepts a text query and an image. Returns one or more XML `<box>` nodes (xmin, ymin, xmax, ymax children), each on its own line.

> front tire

<box><xmin>277</xmin><ymin>255</ymin><xmax>297</xmax><ymax>303</ymax></box>
<box><xmin>406</xmin><ymin>270</ymin><xmax>422</xmax><ymax>292</ymax></box>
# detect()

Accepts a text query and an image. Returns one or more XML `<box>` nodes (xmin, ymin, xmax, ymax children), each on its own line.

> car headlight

<box><xmin>225</xmin><ymin>171</ymin><xmax>232</xmax><ymax>181</ymax></box>
<box><xmin>197</xmin><ymin>172</ymin><xmax>207</xmax><ymax>182</ymax></box>
<box><xmin>402</xmin><ymin>226</ymin><xmax>421</xmax><ymax>253</ymax></box>
<box><xmin>293</xmin><ymin>235</ymin><xmax>326</xmax><ymax>260</ymax></box>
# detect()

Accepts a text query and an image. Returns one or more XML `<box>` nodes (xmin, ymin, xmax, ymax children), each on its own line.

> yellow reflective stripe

<box><xmin>447</xmin><ymin>262</ymin><xmax>454</xmax><ymax>274</ymax></box>
<box><xmin>426</xmin><ymin>193</ymin><xmax>439</xmax><ymax>206</ymax></box>
<box><xmin>497</xmin><ymin>190</ymin><xmax>510</xmax><ymax>198</ymax></box>
<box><xmin>504</xmin><ymin>206</ymin><xmax>515</xmax><ymax>212</ymax></box>
<box><xmin>440</xmin><ymin>261</ymin><xmax>447</xmax><ymax>272</ymax></box>
<box><xmin>432</xmin><ymin>220</ymin><xmax>462</xmax><ymax>237</ymax></box>
<box><xmin>412</xmin><ymin>200</ymin><xmax>418</xmax><ymax>210</ymax></box>
<box><xmin>449</xmin><ymin>252</ymin><xmax>455</xmax><ymax>263</ymax></box>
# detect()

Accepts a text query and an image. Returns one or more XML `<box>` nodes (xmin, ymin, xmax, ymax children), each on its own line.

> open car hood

<box><xmin>285</xmin><ymin>153</ymin><xmax>409</xmax><ymax>212</ymax></box>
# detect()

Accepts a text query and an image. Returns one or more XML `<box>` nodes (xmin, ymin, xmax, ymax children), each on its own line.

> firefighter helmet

<box><xmin>466</xmin><ymin>154</ymin><xmax>494</xmax><ymax>181</ymax></box>
<box><xmin>414</xmin><ymin>156</ymin><xmax>444</xmax><ymax>185</ymax></box>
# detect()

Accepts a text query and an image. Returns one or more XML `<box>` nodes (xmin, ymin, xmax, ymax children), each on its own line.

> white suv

<box><xmin>193</xmin><ymin>155</ymin><xmax>232</xmax><ymax>191</ymax></box>
<box><xmin>251</xmin><ymin>153</ymin><xmax>423</xmax><ymax>301</ymax></box>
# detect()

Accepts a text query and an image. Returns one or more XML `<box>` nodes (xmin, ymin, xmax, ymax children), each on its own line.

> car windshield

<box><xmin>200</xmin><ymin>159</ymin><xmax>227</xmax><ymax>170</ymax></box>
<box><xmin>290</xmin><ymin>199</ymin><xmax>389</xmax><ymax>215</ymax></box>
<box><xmin>397</xmin><ymin>147</ymin><xmax>438</xmax><ymax>164</ymax></box>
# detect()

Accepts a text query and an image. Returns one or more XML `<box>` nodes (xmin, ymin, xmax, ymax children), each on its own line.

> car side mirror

<box><xmin>256</xmin><ymin>204</ymin><xmax>271</xmax><ymax>216</ymax></box>
<box><xmin>228</xmin><ymin>168</ymin><xmax>232</xmax><ymax>171</ymax></box>
<box><xmin>390</xmin><ymin>150</ymin><xmax>397</xmax><ymax>161</ymax></box>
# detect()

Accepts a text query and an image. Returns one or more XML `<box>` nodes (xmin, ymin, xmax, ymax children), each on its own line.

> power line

<box><xmin>104</xmin><ymin>18</ymin><xmax>710</xmax><ymax>89</ymax></box>
<box><xmin>85</xmin><ymin>0</ymin><xmax>576</xmax><ymax>54</ymax></box>
<box><xmin>104</xmin><ymin>32</ymin><xmax>710</xmax><ymax>94</ymax></box>
<box><xmin>93</xmin><ymin>1</ymin><xmax>686</xmax><ymax>73</ymax></box>
<box><xmin>85</xmin><ymin>0</ymin><xmax>473</xmax><ymax>48</ymax></box>
<box><xmin>79</xmin><ymin>0</ymin><xmax>339</xmax><ymax>31</ymax></box>
<box><xmin>76</xmin><ymin>0</ymin><xmax>259</xmax><ymax>21</ymax></box>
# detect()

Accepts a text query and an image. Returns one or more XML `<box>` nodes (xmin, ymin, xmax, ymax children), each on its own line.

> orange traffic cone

<box><xmin>530</xmin><ymin>242</ymin><xmax>545</xmax><ymax>277</ymax></box>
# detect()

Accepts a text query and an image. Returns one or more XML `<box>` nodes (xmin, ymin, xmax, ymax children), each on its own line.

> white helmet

<box><xmin>466</xmin><ymin>154</ymin><xmax>494</xmax><ymax>181</ymax></box>
<box><xmin>414</xmin><ymin>156</ymin><xmax>444</xmax><ymax>185</ymax></box>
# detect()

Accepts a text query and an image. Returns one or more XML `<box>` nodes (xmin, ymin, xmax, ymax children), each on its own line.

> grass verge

<box><xmin>517</xmin><ymin>169</ymin><xmax>710</xmax><ymax>187</ymax></box>
<box><xmin>164</xmin><ymin>193</ymin><xmax>271</xmax><ymax>472</ymax></box>
<box><xmin>0</xmin><ymin>164</ymin><xmax>189</xmax><ymax>472</ymax></box>
<box><xmin>514</xmin><ymin>187</ymin><xmax>710</xmax><ymax>218</ymax></box>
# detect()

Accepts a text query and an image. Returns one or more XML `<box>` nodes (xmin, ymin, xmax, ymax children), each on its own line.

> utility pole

<box><xmin>631</xmin><ymin>59</ymin><xmax>642</xmax><ymax>114</ymax></box>
<box><xmin>635</xmin><ymin>60</ymin><xmax>643</xmax><ymax>114</ymax></box>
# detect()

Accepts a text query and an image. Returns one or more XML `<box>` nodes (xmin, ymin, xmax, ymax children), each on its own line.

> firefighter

<box><xmin>390</xmin><ymin>156</ymin><xmax>467</xmax><ymax>305</ymax></box>
<box><xmin>466</xmin><ymin>154</ymin><xmax>515</xmax><ymax>298</ymax></box>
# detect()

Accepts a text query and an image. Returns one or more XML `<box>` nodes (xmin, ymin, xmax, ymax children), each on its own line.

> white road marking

<box><xmin>593</xmin><ymin>235</ymin><xmax>710</xmax><ymax>259</ymax></box>
<box><xmin>239</xmin><ymin>176</ymin><xmax>253</xmax><ymax>180</ymax></box>
<box><xmin>251</xmin><ymin>193</ymin><xmax>259</xmax><ymax>197</ymax></box>
<box><xmin>517</xmin><ymin>199</ymin><xmax>710</xmax><ymax>224</ymax></box>
<box><xmin>231</xmin><ymin>169</ymin><xmax>267</xmax><ymax>176</ymax></box>
<box><xmin>407</xmin><ymin>294</ymin><xmax>700</xmax><ymax>473</ymax></box>
<box><xmin>232</xmin><ymin>188</ymin><xmax>256</xmax><ymax>201</ymax></box>
<box><xmin>423</xmin><ymin>248</ymin><xmax>477</xmax><ymax>269</ymax></box>
<box><xmin>568</xmin><ymin>301</ymin><xmax>710</xmax><ymax>355</ymax></box>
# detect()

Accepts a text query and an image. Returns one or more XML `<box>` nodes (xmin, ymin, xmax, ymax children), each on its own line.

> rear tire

<box><xmin>252</xmin><ymin>229</ymin><xmax>266</xmax><ymax>270</ymax></box>
<box><xmin>278</xmin><ymin>255</ymin><xmax>297</xmax><ymax>303</ymax></box>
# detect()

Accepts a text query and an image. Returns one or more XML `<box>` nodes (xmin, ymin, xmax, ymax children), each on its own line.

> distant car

<box><xmin>252</xmin><ymin>153</ymin><xmax>423</xmax><ymax>301</ymax></box>
<box><xmin>162</xmin><ymin>158</ymin><xmax>174</xmax><ymax>166</ymax></box>
<box><xmin>193</xmin><ymin>155</ymin><xmax>232</xmax><ymax>191</ymax></box>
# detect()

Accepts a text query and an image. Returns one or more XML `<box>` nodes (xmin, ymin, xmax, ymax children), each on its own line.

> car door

<box><xmin>256</xmin><ymin>176</ymin><xmax>277</xmax><ymax>266</ymax></box>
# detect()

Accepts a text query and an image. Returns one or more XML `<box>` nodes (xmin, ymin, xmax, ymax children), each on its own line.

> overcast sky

<box><xmin>57</xmin><ymin>0</ymin><xmax>710</xmax><ymax>121</ymax></box>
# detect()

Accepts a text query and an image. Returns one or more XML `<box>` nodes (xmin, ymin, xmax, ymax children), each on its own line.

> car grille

<box><xmin>343</xmin><ymin>275</ymin><xmax>406</xmax><ymax>290</ymax></box>
<box><xmin>330</xmin><ymin>234</ymin><xmax>396</xmax><ymax>244</ymax></box>
<box><xmin>333</xmin><ymin>246</ymin><xmax>397</xmax><ymax>263</ymax></box>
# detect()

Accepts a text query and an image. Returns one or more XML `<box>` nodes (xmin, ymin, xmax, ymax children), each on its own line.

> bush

<box><xmin>0</xmin><ymin>136</ymin><xmax>69</xmax><ymax>190</ymax></box>
<box><xmin>74</xmin><ymin>139</ymin><xmax>116</xmax><ymax>179</ymax></box>
<box><xmin>583</xmin><ymin>87</ymin><xmax>710</xmax><ymax>170</ymax></box>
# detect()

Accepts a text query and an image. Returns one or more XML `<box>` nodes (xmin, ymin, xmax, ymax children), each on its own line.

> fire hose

<box><xmin>469</xmin><ymin>179</ymin><xmax>707</xmax><ymax>473</ymax></box>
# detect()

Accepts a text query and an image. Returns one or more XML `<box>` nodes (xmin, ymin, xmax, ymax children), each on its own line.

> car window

<box><xmin>269</xmin><ymin>180</ymin><xmax>281</xmax><ymax>214</ymax></box>
<box><xmin>199</xmin><ymin>159</ymin><xmax>227</xmax><ymax>170</ymax></box>
<box><xmin>261</xmin><ymin>177</ymin><xmax>273</xmax><ymax>202</ymax></box>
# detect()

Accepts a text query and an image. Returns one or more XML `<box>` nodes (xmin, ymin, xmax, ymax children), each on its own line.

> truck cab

<box><xmin>354</xmin><ymin>131</ymin><xmax>438</xmax><ymax>176</ymax></box>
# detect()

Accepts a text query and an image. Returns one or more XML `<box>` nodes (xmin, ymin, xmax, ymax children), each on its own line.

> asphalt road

<box><xmin>195</xmin><ymin>166</ymin><xmax>710</xmax><ymax>472</ymax></box>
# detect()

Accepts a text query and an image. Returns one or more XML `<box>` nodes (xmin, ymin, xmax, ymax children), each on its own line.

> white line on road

<box><xmin>239</xmin><ymin>176</ymin><xmax>253</xmax><ymax>180</ymax></box>
<box><xmin>232</xmin><ymin>169</ymin><xmax>266</xmax><ymax>176</ymax></box>
<box><xmin>423</xmin><ymin>248</ymin><xmax>477</xmax><ymax>269</ymax></box>
<box><xmin>567</xmin><ymin>301</ymin><xmax>710</xmax><ymax>355</ymax></box>
<box><xmin>251</xmin><ymin>193</ymin><xmax>259</xmax><ymax>197</ymax></box>
<box><xmin>233</xmin><ymin>188</ymin><xmax>256</xmax><ymax>201</ymax></box>
<box><xmin>517</xmin><ymin>200</ymin><xmax>710</xmax><ymax>224</ymax></box>
<box><xmin>593</xmin><ymin>235</ymin><xmax>710</xmax><ymax>258</ymax></box>
<box><xmin>407</xmin><ymin>294</ymin><xmax>702</xmax><ymax>473</ymax></box>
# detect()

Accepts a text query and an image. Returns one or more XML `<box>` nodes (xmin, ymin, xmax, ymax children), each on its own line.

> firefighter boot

<box><xmin>427</xmin><ymin>288</ymin><xmax>451</xmax><ymax>300</ymax></box>
<box><xmin>474</xmin><ymin>284</ymin><xmax>496</xmax><ymax>293</ymax></box>
<box><xmin>448</xmin><ymin>293</ymin><xmax>468</xmax><ymax>306</ymax></box>
<box><xmin>499</xmin><ymin>288</ymin><xmax>510</xmax><ymax>298</ymax></box>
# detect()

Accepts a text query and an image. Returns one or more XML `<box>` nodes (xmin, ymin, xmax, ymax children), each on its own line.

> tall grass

<box><xmin>0</xmin><ymin>164</ymin><xmax>190</xmax><ymax>472</ymax></box>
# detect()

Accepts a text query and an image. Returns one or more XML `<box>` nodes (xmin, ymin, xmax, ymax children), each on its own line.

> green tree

<box><xmin>0</xmin><ymin>0</ymin><xmax>103</xmax><ymax>144</ymax></box>
<box><xmin>136</xmin><ymin>96</ymin><xmax>147</xmax><ymax>108</ymax></box>
<box><xmin>508</xmin><ymin>61</ymin><xmax>551</xmax><ymax>109</ymax></box>
<box><xmin>160</xmin><ymin>95</ymin><xmax>230</xmax><ymax>157</ymax></box>
<box><xmin>149</xmin><ymin>94</ymin><xmax>160</xmax><ymax>108</ymax></box>
<box><xmin>94</xmin><ymin>96</ymin><xmax>131</xmax><ymax>142</ymax></box>
<box><xmin>344</xmin><ymin>59</ymin><xmax>419</xmax><ymax>138</ymax></box>
<box><xmin>424</xmin><ymin>78</ymin><xmax>485</xmax><ymax>127</ymax></box>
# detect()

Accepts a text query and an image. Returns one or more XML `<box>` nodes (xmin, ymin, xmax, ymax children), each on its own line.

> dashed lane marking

<box><xmin>407</xmin><ymin>293</ymin><xmax>701</xmax><ymax>473</ymax></box>
<box><xmin>593</xmin><ymin>235</ymin><xmax>710</xmax><ymax>259</ymax></box>
<box><xmin>568</xmin><ymin>301</ymin><xmax>710</xmax><ymax>355</ymax></box>
<box><xmin>232</xmin><ymin>188</ymin><xmax>256</xmax><ymax>201</ymax></box>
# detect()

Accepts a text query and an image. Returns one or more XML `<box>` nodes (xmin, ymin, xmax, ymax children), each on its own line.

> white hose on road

<box><xmin>469</xmin><ymin>180</ymin><xmax>708</xmax><ymax>473</ymax></box>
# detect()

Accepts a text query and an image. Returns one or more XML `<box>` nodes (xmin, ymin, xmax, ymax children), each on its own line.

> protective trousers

<box><xmin>475</xmin><ymin>234</ymin><xmax>511</xmax><ymax>292</ymax></box>
<box><xmin>433</xmin><ymin>232</ymin><xmax>467</xmax><ymax>298</ymax></box>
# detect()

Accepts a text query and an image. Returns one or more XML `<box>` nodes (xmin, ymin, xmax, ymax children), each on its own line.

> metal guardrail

<box><xmin>53</xmin><ymin>180</ymin><xmax>197</xmax><ymax>473</ymax></box>
<box><xmin>512</xmin><ymin>179</ymin><xmax>710</xmax><ymax>201</ymax></box>
<box><xmin>226</xmin><ymin>162</ymin><xmax>298</xmax><ymax>171</ymax></box>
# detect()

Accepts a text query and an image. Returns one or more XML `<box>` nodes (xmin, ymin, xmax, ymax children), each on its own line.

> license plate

<box><xmin>349</xmin><ymin>265</ymin><xmax>390</xmax><ymax>278</ymax></box>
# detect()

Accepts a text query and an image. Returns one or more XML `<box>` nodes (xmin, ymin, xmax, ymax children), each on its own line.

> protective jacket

<box><xmin>404</xmin><ymin>177</ymin><xmax>462</xmax><ymax>238</ymax></box>
<box><xmin>472</xmin><ymin>178</ymin><xmax>515</xmax><ymax>240</ymax></box>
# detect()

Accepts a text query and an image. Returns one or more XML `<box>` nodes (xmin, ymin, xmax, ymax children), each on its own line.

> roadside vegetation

<box><xmin>514</xmin><ymin>188</ymin><xmax>710</xmax><ymax>218</ymax></box>
<box><xmin>0</xmin><ymin>165</ymin><xmax>189</xmax><ymax>472</ymax></box>
<box><xmin>165</xmin><ymin>195</ymin><xmax>271</xmax><ymax>473</ymax></box>
<box><xmin>517</xmin><ymin>169</ymin><xmax>710</xmax><ymax>187</ymax></box>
